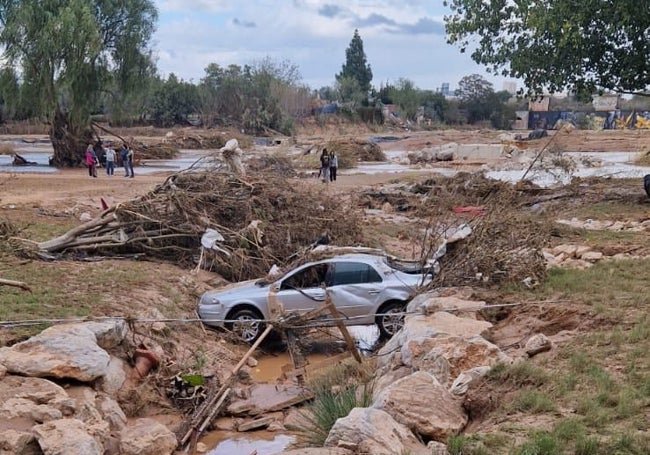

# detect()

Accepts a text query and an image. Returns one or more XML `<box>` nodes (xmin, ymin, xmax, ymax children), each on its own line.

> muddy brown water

<box><xmin>199</xmin><ymin>326</ymin><xmax>380</xmax><ymax>453</ymax></box>
<box><xmin>202</xmin><ymin>431</ymin><xmax>294</xmax><ymax>455</ymax></box>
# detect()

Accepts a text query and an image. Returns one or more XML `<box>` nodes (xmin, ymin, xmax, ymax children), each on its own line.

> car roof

<box><xmin>307</xmin><ymin>253</ymin><xmax>386</xmax><ymax>265</ymax></box>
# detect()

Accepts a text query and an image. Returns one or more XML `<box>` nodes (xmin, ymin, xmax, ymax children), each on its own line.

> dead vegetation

<box><xmin>34</xmin><ymin>169</ymin><xmax>365</xmax><ymax>281</ymax></box>
<box><xmin>326</xmin><ymin>138</ymin><xmax>385</xmax><ymax>167</ymax></box>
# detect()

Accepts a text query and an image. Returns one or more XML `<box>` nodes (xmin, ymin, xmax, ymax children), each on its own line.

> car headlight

<box><xmin>201</xmin><ymin>295</ymin><xmax>222</xmax><ymax>306</ymax></box>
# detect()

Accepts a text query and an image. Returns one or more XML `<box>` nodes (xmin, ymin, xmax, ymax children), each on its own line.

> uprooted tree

<box><xmin>0</xmin><ymin>0</ymin><xmax>158</xmax><ymax>167</ymax></box>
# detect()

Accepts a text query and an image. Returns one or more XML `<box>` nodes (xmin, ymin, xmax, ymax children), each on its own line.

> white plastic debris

<box><xmin>201</xmin><ymin>228</ymin><xmax>230</xmax><ymax>256</ymax></box>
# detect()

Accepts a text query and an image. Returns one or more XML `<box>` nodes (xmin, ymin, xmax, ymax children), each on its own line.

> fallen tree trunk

<box><xmin>0</xmin><ymin>278</ymin><xmax>31</xmax><ymax>292</ymax></box>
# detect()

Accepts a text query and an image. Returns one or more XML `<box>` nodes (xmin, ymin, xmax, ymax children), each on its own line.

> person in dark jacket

<box><xmin>319</xmin><ymin>148</ymin><xmax>330</xmax><ymax>182</ymax></box>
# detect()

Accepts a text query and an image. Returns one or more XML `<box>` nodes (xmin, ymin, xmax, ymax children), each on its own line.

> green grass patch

<box><xmin>487</xmin><ymin>361</ymin><xmax>548</xmax><ymax>387</ymax></box>
<box><xmin>567</xmin><ymin>201</ymin><xmax>646</xmax><ymax>221</ymax></box>
<box><xmin>530</xmin><ymin>259</ymin><xmax>650</xmax><ymax>311</ymax></box>
<box><xmin>512</xmin><ymin>390</ymin><xmax>557</xmax><ymax>414</ymax></box>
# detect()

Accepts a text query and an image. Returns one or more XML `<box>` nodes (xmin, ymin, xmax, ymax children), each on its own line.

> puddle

<box><xmin>251</xmin><ymin>325</ymin><xmax>381</xmax><ymax>383</ymax></box>
<box><xmin>201</xmin><ymin>431</ymin><xmax>294</xmax><ymax>455</ymax></box>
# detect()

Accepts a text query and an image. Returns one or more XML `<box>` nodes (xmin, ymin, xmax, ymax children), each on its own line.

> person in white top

<box><xmin>104</xmin><ymin>145</ymin><xmax>116</xmax><ymax>176</ymax></box>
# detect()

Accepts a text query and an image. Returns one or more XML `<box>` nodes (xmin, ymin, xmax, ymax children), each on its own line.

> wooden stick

<box><xmin>325</xmin><ymin>295</ymin><xmax>362</xmax><ymax>364</ymax></box>
<box><xmin>179</xmin><ymin>324</ymin><xmax>273</xmax><ymax>446</ymax></box>
<box><xmin>0</xmin><ymin>278</ymin><xmax>31</xmax><ymax>292</ymax></box>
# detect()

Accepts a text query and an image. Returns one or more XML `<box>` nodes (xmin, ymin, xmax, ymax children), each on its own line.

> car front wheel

<box><xmin>377</xmin><ymin>301</ymin><xmax>406</xmax><ymax>339</ymax></box>
<box><xmin>226</xmin><ymin>308</ymin><xmax>264</xmax><ymax>343</ymax></box>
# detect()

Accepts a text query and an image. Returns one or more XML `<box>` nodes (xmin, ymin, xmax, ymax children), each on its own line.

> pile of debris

<box><xmin>35</xmin><ymin>170</ymin><xmax>365</xmax><ymax>281</ymax></box>
<box><xmin>164</xmin><ymin>132</ymin><xmax>227</xmax><ymax>150</ymax></box>
<box><xmin>326</xmin><ymin>138</ymin><xmax>386</xmax><ymax>168</ymax></box>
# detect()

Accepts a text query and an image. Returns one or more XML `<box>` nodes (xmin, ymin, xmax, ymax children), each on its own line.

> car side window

<box><xmin>280</xmin><ymin>263</ymin><xmax>330</xmax><ymax>290</ymax></box>
<box><xmin>331</xmin><ymin>262</ymin><xmax>382</xmax><ymax>286</ymax></box>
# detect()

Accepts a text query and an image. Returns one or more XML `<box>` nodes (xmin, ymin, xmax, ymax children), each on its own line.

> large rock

<box><xmin>0</xmin><ymin>429</ymin><xmax>40</xmax><ymax>455</ymax></box>
<box><xmin>97</xmin><ymin>356</ymin><xmax>127</xmax><ymax>395</ymax></box>
<box><xmin>119</xmin><ymin>418</ymin><xmax>177</xmax><ymax>455</ymax></box>
<box><xmin>377</xmin><ymin>311</ymin><xmax>492</xmax><ymax>373</ymax></box>
<box><xmin>408</xmin><ymin>335</ymin><xmax>509</xmax><ymax>384</ymax></box>
<box><xmin>324</xmin><ymin>407</ymin><xmax>427</xmax><ymax>455</ymax></box>
<box><xmin>450</xmin><ymin>366</ymin><xmax>492</xmax><ymax>396</ymax></box>
<box><xmin>0</xmin><ymin>321</ymin><xmax>126</xmax><ymax>382</ymax></box>
<box><xmin>373</xmin><ymin>372</ymin><xmax>467</xmax><ymax>441</ymax></box>
<box><xmin>525</xmin><ymin>334</ymin><xmax>553</xmax><ymax>357</ymax></box>
<box><xmin>0</xmin><ymin>376</ymin><xmax>75</xmax><ymax>425</ymax></box>
<box><xmin>407</xmin><ymin>294</ymin><xmax>486</xmax><ymax>318</ymax></box>
<box><xmin>33</xmin><ymin>418</ymin><xmax>103</xmax><ymax>455</ymax></box>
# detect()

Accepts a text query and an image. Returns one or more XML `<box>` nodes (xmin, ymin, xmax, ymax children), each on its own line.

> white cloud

<box><xmin>151</xmin><ymin>0</ymin><xmax>509</xmax><ymax>90</ymax></box>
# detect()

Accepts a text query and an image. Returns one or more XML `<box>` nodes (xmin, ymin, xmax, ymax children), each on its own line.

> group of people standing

<box><xmin>319</xmin><ymin>148</ymin><xmax>338</xmax><ymax>183</ymax></box>
<box><xmin>85</xmin><ymin>142</ymin><xmax>134</xmax><ymax>178</ymax></box>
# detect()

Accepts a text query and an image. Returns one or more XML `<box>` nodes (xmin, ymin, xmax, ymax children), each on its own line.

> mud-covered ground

<box><xmin>2</xmin><ymin>126</ymin><xmax>650</xmax><ymax>452</ymax></box>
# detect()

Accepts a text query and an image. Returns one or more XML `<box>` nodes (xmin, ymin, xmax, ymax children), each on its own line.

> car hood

<box><xmin>203</xmin><ymin>279</ymin><xmax>267</xmax><ymax>299</ymax></box>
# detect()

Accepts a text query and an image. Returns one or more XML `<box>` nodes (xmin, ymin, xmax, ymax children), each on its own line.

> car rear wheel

<box><xmin>226</xmin><ymin>308</ymin><xmax>264</xmax><ymax>343</ymax></box>
<box><xmin>377</xmin><ymin>301</ymin><xmax>406</xmax><ymax>339</ymax></box>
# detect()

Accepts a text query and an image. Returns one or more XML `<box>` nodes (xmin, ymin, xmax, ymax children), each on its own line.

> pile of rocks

<box><xmin>315</xmin><ymin>291</ymin><xmax>518</xmax><ymax>455</ymax></box>
<box><xmin>0</xmin><ymin>321</ymin><xmax>178</xmax><ymax>455</ymax></box>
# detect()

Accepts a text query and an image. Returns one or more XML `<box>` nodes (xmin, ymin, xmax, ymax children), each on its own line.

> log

<box><xmin>38</xmin><ymin>211</ymin><xmax>116</xmax><ymax>252</ymax></box>
<box><xmin>0</xmin><ymin>278</ymin><xmax>31</xmax><ymax>292</ymax></box>
<box><xmin>12</xmin><ymin>153</ymin><xmax>38</xmax><ymax>166</ymax></box>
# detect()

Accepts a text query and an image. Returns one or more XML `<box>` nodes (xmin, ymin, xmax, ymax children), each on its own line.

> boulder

<box><xmin>97</xmin><ymin>356</ymin><xmax>127</xmax><ymax>395</ymax></box>
<box><xmin>33</xmin><ymin>419</ymin><xmax>103</xmax><ymax>455</ymax></box>
<box><xmin>551</xmin><ymin>244</ymin><xmax>578</xmax><ymax>258</ymax></box>
<box><xmin>119</xmin><ymin>418</ymin><xmax>177</xmax><ymax>455</ymax></box>
<box><xmin>0</xmin><ymin>321</ymin><xmax>127</xmax><ymax>382</ymax></box>
<box><xmin>97</xmin><ymin>395</ymin><xmax>127</xmax><ymax>432</ymax></box>
<box><xmin>411</xmin><ymin>336</ymin><xmax>509</xmax><ymax>384</ymax></box>
<box><xmin>373</xmin><ymin>372</ymin><xmax>467</xmax><ymax>441</ymax></box>
<box><xmin>581</xmin><ymin>251</ymin><xmax>603</xmax><ymax>262</ymax></box>
<box><xmin>0</xmin><ymin>376</ymin><xmax>69</xmax><ymax>405</ymax></box>
<box><xmin>67</xmin><ymin>387</ymin><xmax>111</xmax><ymax>444</ymax></box>
<box><xmin>407</xmin><ymin>295</ymin><xmax>486</xmax><ymax>318</ymax></box>
<box><xmin>0</xmin><ymin>429</ymin><xmax>40</xmax><ymax>455</ymax></box>
<box><xmin>408</xmin><ymin>313</ymin><xmax>492</xmax><ymax>340</ymax></box>
<box><xmin>450</xmin><ymin>366</ymin><xmax>492</xmax><ymax>396</ymax></box>
<box><xmin>525</xmin><ymin>334</ymin><xmax>553</xmax><ymax>357</ymax></box>
<box><xmin>0</xmin><ymin>398</ymin><xmax>62</xmax><ymax>423</ymax></box>
<box><xmin>324</xmin><ymin>407</ymin><xmax>428</xmax><ymax>455</ymax></box>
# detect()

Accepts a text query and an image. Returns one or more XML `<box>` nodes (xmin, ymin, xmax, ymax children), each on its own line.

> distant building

<box><xmin>502</xmin><ymin>81</ymin><xmax>517</xmax><ymax>95</ymax></box>
<box><xmin>440</xmin><ymin>82</ymin><xmax>450</xmax><ymax>97</ymax></box>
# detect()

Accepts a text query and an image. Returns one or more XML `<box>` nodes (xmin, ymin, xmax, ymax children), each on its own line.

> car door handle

<box><xmin>311</xmin><ymin>290</ymin><xmax>326</xmax><ymax>299</ymax></box>
<box><xmin>367</xmin><ymin>289</ymin><xmax>381</xmax><ymax>295</ymax></box>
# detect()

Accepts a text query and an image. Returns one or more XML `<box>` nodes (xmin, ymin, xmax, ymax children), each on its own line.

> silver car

<box><xmin>197</xmin><ymin>254</ymin><xmax>432</xmax><ymax>342</ymax></box>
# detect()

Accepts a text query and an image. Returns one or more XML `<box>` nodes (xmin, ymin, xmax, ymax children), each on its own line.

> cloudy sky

<box><xmin>152</xmin><ymin>0</ymin><xmax>514</xmax><ymax>92</ymax></box>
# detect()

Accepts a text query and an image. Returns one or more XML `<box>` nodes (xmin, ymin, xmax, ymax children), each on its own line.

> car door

<box><xmin>275</xmin><ymin>262</ymin><xmax>331</xmax><ymax>315</ymax></box>
<box><xmin>328</xmin><ymin>261</ymin><xmax>386</xmax><ymax>322</ymax></box>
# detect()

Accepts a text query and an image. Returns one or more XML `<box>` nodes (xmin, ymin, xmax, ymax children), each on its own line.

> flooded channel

<box><xmin>197</xmin><ymin>325</ymin><xmax>380</xmax><ymax>454</ymax></box>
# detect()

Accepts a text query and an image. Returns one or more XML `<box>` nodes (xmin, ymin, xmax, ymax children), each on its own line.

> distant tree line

<box><xmin>0</xmin><ymin>1</ymin><xmax>647</xmax><ymax>168</ymax></box>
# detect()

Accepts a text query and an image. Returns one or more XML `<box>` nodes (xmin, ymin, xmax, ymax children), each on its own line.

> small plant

<box><xmin>293</xmin><ymin>360</ymin><xmax>375</xmax><ymax>447</ymax></box>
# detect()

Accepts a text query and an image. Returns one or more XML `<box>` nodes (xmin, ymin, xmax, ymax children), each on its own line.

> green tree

<box><xmin>336</xmin><ymin>29</ymin><xmax>373</xmax><ymax>97</ymax></box>
<box><xmin>335</xmin><ymin>76</ymin><xmax>366</xmax><ymax>109</ymax></box>
<box><xmin>444</xmin><ymin>0</ymin><xmax>650</xmax><ymax>98</ymax></box>
<box><xmin>149</xmin><ymin>74</ymin><xmax>199</xmax><ymax>128</ymax></box>
<box><xmin>420</xmin><ymin>90</ymin><xmax>448</xmax><ymax>123</ymax></box>
<box><xmin>388</xmin><ymin>78</ymin><xmax>419</xmax><ymax>121</ymax></box>
<box><xmin>0</xmin><ymin>0</ymin><xmax>158</xmax><ymax>166</ymax></box>
<box><xmin>457</xmin><ymin>74</ymin><xmax>497</xmax><ymax>124</ymax></box>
